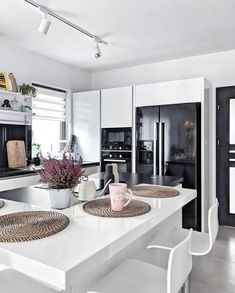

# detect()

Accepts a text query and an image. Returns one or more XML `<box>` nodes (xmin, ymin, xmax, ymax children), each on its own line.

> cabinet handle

<box><xmin>103</xmin><ymin>159</ymin><xmax>127</xmax><ymax>163</ymax></box>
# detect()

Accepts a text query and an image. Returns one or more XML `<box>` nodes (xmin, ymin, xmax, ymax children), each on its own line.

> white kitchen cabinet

<box><xmin>101</xmin><ymin>86</ymin><xmax>133</xmax><ymax>128</ymax></box>
<box><xmin>135</xmin><ymin>77</ymin><xmax>204</xmax><ymax>107</ymax></box>
<box><xmin>73</xmin><ymin>90</ymin><xmax>100</xmax><ymax>162</ymax></box>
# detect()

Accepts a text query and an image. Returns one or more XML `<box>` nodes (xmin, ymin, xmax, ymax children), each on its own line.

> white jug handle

<box><xmin>124</xmin><ymin>189</ymin><xmax>133</xmax><ymax>207</ymax></box>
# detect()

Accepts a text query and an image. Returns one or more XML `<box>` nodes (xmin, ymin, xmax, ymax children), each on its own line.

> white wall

<box><xmin>91</xmin><ymin>49</ymin><xmax>235</xmax><ymax>204</ymax></box>
<box><xmin>0</xmin><ymin>40</ymin><xmax>91</xmax><ymax>91</ymax></box>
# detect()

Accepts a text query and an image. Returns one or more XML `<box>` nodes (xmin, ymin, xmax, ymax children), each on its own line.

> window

<box><xmin>32</xmin><ymin>85</ymin><xmax>67</xmax><ymax>158</ymax></box>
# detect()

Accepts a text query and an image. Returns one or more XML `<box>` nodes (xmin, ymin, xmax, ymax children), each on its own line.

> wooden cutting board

<box><xmin>7</xmin><ymin>140</ymin><xmax>27</xmax><ymax>168</ymax></box>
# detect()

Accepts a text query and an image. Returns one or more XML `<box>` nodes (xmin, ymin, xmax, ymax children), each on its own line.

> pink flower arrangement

<box><xmin>38</xmin><ymin>156</ymin><xmax>84</xmax><ymax>190</ymax></box>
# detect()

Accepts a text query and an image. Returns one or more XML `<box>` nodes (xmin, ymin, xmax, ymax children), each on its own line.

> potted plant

<box><xmin>38</xmin><ymin>156</ymin><xmax>84</xmax><ymax>209</ymax></box>
<box><xmin>19</xmin><ymin>83</ymin><xmax>37</xmax><ymax>97</ymax></box>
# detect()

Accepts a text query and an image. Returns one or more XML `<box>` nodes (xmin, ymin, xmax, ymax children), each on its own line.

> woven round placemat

<box><xmin>0</xmin><ymin>211</ymin><xmax>70</xmax><ymax>242</ymax></box>
<box><xmin>130</xmin><ymin>185</ymin><xmax>180</xmax><ymax>198</ymax></box>
<box><xmin>0</xmin><ymin>200</ymin><xmax>5</xmax><ymax>209</ymax></box>
<box><xmin>83</xmin><ymin>198</ymin><xmax>151</xmax><ymax>218</ymax></box>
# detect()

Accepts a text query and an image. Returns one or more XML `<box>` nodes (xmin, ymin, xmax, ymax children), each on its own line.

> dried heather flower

<box><xmin>38</xmin><ymin>156</ymin><xmax>84</xmax><ymax>189</ymax></box>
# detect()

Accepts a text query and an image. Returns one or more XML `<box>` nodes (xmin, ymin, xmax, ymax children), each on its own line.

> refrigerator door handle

<box><xmin>159</xmin><ymin>122</ymin><xmax>163</xmax><ymax>176</ymax></box>
<box><xmin>153</xmin><ymin>122</ymin><xmax>157</xmax><ymax>177</ymax></box>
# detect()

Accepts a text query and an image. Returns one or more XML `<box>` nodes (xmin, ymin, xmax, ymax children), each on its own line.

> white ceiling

<box><xmin>1</xmin><ymin>0</ymin><xmax>235</xmax><ymax>72</ymax></box>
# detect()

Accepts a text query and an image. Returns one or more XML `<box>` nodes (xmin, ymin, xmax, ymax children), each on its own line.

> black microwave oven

<box><xmin>101</xmin><ymin>128</ymin><xmax>132</xmax><ymax>150</ymax></box>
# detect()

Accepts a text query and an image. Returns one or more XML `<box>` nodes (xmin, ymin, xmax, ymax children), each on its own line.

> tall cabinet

<box><xmin>73</xmin><ymin>90</ymin><xmax>101</xmax><ymax>162</ymax></box>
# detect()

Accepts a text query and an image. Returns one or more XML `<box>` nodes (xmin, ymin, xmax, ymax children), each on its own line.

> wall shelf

<box><xmin>0</xmin><ymin>109</ymin><xmax>33</xmax><ymax>116</ymax></box>
<box><xmin>0</xmin><ymin>88</ymin><xmax>32</xmax><ymax>100</ymax></box>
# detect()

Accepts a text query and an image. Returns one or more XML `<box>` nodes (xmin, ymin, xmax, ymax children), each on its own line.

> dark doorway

<box><xmin>216</xmin><ymin>86</ymin><xmax>235</xmax><ymax>226</ymax></box>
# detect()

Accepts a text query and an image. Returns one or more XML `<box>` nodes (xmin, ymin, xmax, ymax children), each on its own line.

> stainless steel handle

<box><xmin>153</xmin><ymin>122</ymin><xmax>157</xmax><ymax>176</ymax></box>
<box><xmin>159</xmin><ymin>122</ymin><xmax>163</xmax><ymax>175</ymax></box>
<box><xmin>103</xmin><ymin>159</ymin><xmax>127</xmax><ymax>163</ymax></box>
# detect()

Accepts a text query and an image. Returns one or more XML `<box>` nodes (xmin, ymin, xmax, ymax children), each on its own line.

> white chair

<box><xmin>148</xmin><ymin>198</ymin><xmax>219</xmax><ymax>256</ymax></box>
<box><xmin>0</xmin><ymin>268</ymin><xmax>59</xmax><ymax>293</ymax></box>
<box><xmin>87</xmin><ymin>229</ymin><xmax>192</xmax><ymax>293</ymax></box>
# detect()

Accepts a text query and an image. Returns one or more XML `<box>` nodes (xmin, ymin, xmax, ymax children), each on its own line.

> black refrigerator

<box><xmin>136</xmin><ymin>103</ymin><xmax>201</xmax><ymax>230</ymax></box>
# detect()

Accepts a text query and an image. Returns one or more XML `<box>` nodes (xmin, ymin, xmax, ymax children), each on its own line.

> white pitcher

<box><xmin>76</xmin><ymin>177</ymin><xmax>111</xmax><ymax>201</ymax></box>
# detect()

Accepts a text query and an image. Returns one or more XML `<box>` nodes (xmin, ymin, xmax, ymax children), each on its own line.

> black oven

<box><xmin>101</xmin><ymin>151</ymin><xmax>132</xmax><ymax>172</ymax></box>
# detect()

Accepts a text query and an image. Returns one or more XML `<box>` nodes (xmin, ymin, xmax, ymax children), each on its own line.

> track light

<box><xmin>24</xmin><ymin>0</ymin><xmax>108</xmax><ymax>56</ymax></box>
<box><xmin>37</xmin><ymin>7</ymin><xmax>51</xmax><ymax>35</ymax></box>
<box><xmin>38</xmin><ymin>15</ymin><xmax>51</xmax><ymax>34</ymax></box>
<box><xmin>94</xmin><ymin>40</ymin><xmax>102</xmax><ymax>58</ymax></box>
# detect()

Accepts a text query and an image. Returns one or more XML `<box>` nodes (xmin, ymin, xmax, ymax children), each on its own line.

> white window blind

<box><xmin>33</xmin><ymin>86</ymin><xmax>66</xmax><ymax>121</ymax></box>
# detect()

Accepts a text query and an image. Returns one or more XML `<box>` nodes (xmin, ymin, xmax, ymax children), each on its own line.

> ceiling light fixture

<box><xmin>24</xmin><ymin>0</ymin><xmax>108</xmax><ymax>57</ymax></box>
<box><xmin>94</xmin><ymin>39</ymin><xmax>102</xmax><ymax>58</ymax></box>
<box><xmin>37</xmin><ymin>7</ymin><xmax>51</xmax><ymax>35</ymax></box>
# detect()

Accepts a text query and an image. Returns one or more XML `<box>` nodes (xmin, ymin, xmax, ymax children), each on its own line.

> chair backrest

<box><xmin>208</xmin><ymin>198</ymin><xmax>219</xmax><ymax>251</ymax></box>
<box><xmin>167</xmin><ymin>229</ymin><xmax>192</xmax><ymax>293</ymax></box>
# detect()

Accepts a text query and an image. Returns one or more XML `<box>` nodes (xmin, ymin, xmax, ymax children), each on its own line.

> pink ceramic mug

<box><xmin>109</xmin><ymin>183</ymin><xmax>133</xmax><ymax>212</ymax></box>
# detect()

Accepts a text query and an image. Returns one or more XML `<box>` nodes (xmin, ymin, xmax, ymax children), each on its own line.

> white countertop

<box><xmin>0</xmin><ymin>188</ymin><xmax>196</xmax><ymax>291</ymax></box>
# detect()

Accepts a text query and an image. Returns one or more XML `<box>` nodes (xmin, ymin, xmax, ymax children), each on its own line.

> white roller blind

<box><xmin>33</xmin><ymin>86</ymin><xmax>66</xmax><ymax>121</ymax></box>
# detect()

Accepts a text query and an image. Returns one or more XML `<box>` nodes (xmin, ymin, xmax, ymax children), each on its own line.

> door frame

<box><xmin>216</xmin><ymin>86</ymin><xmax>235</xmax><ymax>226</ymax></box>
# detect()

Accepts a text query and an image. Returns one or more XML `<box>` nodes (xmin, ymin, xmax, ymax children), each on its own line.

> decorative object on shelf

<box><xmin>109</xmin><ymin>183</ymin><xmax>133</xmax><ymax>212</ymax></box>
<box><xmin>83</xmin><ymin>198</ymin><xmax>151</xmax><ymax>218</ymax></box>
<box><xmin>0</xmin><ymin>211</ymin><xmax>70</xmax><ymax>242</ymax></box>
<box><xmin>130</xmin><ymin>185</ymin><xmax>180</xmax><ymax>198</ymax></box>
<box><xmin>104</xmin><ymin>164</ymin><xmax>114</xmax><ymax>194</ymax></box>
<box><xmin>74</xmin><ymin>176</ymin><xmax>111</xmax><ymax>201</ymax></box>
<box><xmin>1</xmin><ymin>99</ymin><xmax>11</xmax><ymax>110</ymax></box>
<box><xmin>19</xmin><ymin>83</ymin><xmax>37</xmax><ymax>97</ymax></box>
<box><xmin>11</xmin><ymin>96</ymin><xmax>19</xmax><ymax>111</ymax></box>
<box><xmin>38</xmin><ymin>156</ymin><xmax>84</xmax><ymax>209</ymax></box>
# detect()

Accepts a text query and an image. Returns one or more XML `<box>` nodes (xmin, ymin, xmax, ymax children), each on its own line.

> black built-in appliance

<box><xmin>101</xmin><ymin>128</ymin><xmax>132</xmax><ymax>172</ymax></box>
<box><xmin>136</xmin><ymin>103</ymin><xmax>201</xmax><ymax>230</ymax></box>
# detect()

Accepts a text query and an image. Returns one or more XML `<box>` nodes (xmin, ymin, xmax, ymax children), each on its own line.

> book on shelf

<box><xmin>0</xmin><ymin>71</ymin><xmax>18</xmax><ymax>92</ymax></box>
<box><xmin>8</xmin><ymin>73</ymin><xmax>18</xmax><ymax>92</ymax></box>
<box><xmin>0</xmin><ymin>72</ymin><xmax>9</xmax><ymax>90</ymax></box>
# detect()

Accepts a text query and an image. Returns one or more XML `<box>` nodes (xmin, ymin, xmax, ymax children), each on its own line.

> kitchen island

<box><xmin>0</xmin><ymin>171</ymin><xmax>183</xmax><ymax>207</ymax></box>
<box><xmin>0</xmin><ymin>187</ymin><xmax>196</xmax><ymax>292</ymax></box>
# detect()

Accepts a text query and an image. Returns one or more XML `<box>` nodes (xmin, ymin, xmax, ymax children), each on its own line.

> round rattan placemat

<box><xmin>83</xmin><ymin>198</ymin><xmax>151</xmax><ymax>218</ymax></box>
<box><xmin>0</xmin><ymin>211</ymin><xmax>70</xmax><ymax>242</ymax></box>
<box><xmin>0</xmin><ymin>200</ymin><xmax>5</xmax><ymax>209</ymax></box>
<box><xmin>130</xmin><ymin>185</ymin><xmax>180</xmax><ymax>198</ymax></box>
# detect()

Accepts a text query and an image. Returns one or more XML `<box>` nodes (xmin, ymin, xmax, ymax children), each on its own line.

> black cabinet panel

<box><xmin>0</xmin><ymin>124</ymin><xmax>32</xmax><ymax>168</ymax></box>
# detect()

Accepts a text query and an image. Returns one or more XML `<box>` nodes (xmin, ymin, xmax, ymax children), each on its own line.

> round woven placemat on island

<box><xmin>130</xmin><ymin>185</ymin><xmax>180</xmax><ymax>198</ymax></box>
<box><xmin>0</xmin><ymin>211</ymin><xmax>70</xmax><ymax>242</ymax></box>
<box><xmin>83</xmin><ymin>198</ymin><xmax>151</xmax><ymax>218</ymax></box>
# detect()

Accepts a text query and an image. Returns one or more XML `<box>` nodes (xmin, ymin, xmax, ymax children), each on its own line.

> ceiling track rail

<box><xmin>24</xmin><ymin>0</ymin><xmax>108</xmax><ymax>45</ymax></box>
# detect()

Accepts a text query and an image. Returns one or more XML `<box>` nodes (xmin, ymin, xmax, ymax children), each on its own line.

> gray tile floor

<box><xmin>191</xmin><ymin>226</ymin><xmax>235</xmax><ymax>293</ymax></box>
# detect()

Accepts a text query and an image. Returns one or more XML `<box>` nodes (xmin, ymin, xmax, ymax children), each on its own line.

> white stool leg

<box><xmin>181</xmin><ymin>276</ymin><xmax>190</xmax><ymax>293</ymax></box>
